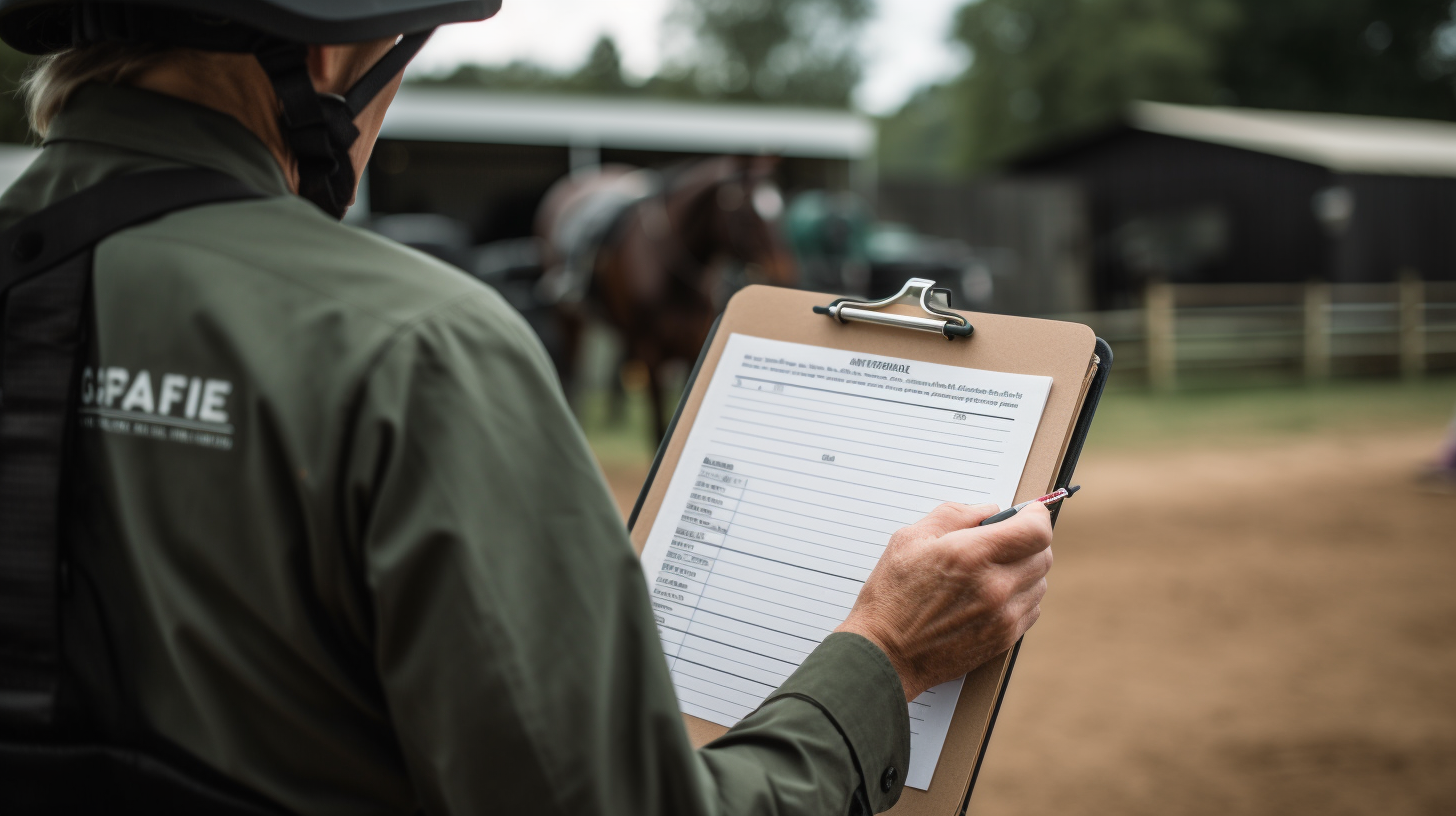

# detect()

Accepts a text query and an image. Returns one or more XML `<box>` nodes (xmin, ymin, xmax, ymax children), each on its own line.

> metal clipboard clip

<box><xmin>812</xmin><ymin>277</ymin><xmax>974</xmax><ymax>340</ymax></box>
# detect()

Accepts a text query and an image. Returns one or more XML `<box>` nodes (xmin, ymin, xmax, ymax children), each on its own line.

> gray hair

<box><xmin>20</xmin><ymin>43</ymin><xmax>170</xmax><ymax>138</ymax></box>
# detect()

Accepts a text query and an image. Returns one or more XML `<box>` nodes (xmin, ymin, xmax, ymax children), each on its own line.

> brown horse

<box><xmin>536</xmin><ymin>156</ymin><xmax>797</xmax><ymax>442</ymax></box>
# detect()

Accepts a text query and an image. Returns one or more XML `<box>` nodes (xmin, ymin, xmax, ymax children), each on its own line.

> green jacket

<box><xmin>0</xmin><ymin>84</ymin><xmax>910</xmax><ymax>816</ymax></box>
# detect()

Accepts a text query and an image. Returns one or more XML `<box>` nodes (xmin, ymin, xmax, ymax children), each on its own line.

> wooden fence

<box><xmin>1045</xmin><ymin>278</ymin><xmax>1456</xmax><ymax>388</ymax></box>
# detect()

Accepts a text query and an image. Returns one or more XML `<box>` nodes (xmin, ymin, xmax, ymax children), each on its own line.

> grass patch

<box><xmin>576</xmin><ymin>375</ymin><xmax>1456</xmax><ymax>464</ymax></box>
<box><xmin>577</xmin><ymin>387</ymin><xmax>668</xmax><ymax>469</ymax></box>
<box><xmin>1086</xmin><ymin>376</ymin><xmax>1456</xmax><ymax>452</ymax></box>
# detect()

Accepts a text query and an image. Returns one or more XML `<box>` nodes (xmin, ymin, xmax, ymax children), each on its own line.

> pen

<box><xmin>978</xmin><ymin>485</ymin><xmax>1080</xmax><ymax>526</ymax></box>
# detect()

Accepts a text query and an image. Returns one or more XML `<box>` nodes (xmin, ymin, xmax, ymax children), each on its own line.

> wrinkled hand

<box><xmin>836</xmin><ymin>502</ymin><xmax>1054</xmax><ymax>701</ymax></box>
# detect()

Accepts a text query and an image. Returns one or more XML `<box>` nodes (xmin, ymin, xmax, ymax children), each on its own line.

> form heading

<box><xmin>849</xmin><ymin>357</ymin><xmax>910</xmax><ymax>374</ymax></box>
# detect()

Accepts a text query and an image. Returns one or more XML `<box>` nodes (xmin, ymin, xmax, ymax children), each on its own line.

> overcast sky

<box><xmin>410</xmin><ymin>0</ymin><xmax>971</xmax><ymax>115</ymax></box>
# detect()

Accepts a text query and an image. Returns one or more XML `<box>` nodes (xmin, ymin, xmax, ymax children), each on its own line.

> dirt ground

<box><xmin>600</xmin><ymin>424</ymin><xmax>1456</xmax><ymax>816</ymax></box>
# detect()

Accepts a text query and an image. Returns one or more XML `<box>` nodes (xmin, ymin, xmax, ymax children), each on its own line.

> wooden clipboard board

<box><xmin>627</xmin><ymin>282</ymin><xmax>1112</xmax><ymax>815</ymax></box>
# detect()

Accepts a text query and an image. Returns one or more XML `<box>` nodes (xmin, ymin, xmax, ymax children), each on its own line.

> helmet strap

<box><xmin>254</xmin><ymin>31</ymin><xmax>431</xmax><ymax>220</ymax></box>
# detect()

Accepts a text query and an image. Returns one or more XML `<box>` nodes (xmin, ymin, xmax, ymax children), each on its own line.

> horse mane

<box><xmin>657</xmin><ymin>157</ymin><xmax>749</xmax><ymax>263</ymax></box>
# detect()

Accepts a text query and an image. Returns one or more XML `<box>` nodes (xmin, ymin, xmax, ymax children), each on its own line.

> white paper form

<box><xmin>640</xmin><ymin>333</ymin><xmax>1052</xmax><ymax>790</ymax></box>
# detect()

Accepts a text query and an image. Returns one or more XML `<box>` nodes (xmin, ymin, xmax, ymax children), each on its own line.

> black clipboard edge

<box><xmin>628</xmin><ymin>314</ymin><xmax>725</xmax><ymax>532</ymax></box>
<box><xmin>958</xmin><ymin>335</ymin><xmax>1113</xmax><ymax>815</ymax></box>
<box><xmin>625</xmin><ymin>325</ymin><xmax>1114</xmax><ymax>814</ymax></box>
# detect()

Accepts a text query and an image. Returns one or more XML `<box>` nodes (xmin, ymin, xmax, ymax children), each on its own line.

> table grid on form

<box><xmin>641</xmin><ymin>334</ymin><xmax>1051</xmax><ymax>790</ymax></box>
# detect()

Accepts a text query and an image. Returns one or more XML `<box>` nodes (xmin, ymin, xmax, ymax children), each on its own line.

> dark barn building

<box><xmin>362</xmin><ymin>87</ymin><xmax>874</xmax><ymax>245</ymax></box>
<box><xmin>1012</xmin><ymin>102</ymin><xmax>1456</xmax><ymax>310</ymax></box>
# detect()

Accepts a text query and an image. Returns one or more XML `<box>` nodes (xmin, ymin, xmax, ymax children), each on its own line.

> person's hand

<box><xmin>836</xmin><ymin>502</ymin><xmax>1053</xmax><ymax>701</ymax></box>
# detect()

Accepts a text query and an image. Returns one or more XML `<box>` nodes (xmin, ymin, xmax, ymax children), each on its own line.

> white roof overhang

<box><xmin>1131</xmin><ymin>100</ymin><xmax>1456</xmax><ymax>177</ymax></box>
<box><xmin>381</xmin><ymin>87</ymin><xmax>875</xmax><ymax>160</ymax></box>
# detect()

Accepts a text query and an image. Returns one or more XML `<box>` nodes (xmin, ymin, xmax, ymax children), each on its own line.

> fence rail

<box><xmin>1044</xmin><ymin>280</ymin><xmax>1456</xmax><ymax>387</ymax></box>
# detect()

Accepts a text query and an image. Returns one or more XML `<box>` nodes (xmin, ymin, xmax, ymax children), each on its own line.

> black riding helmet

<box><xmin>0</xmin><ymin>1</ymin><xmax>501</xmax><ymax>217</ymax></box>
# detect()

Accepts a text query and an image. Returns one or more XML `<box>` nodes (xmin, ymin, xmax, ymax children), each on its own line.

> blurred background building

<box><xmin>1013</xmin><ymin>102</ymin><xmax>1456</xmax><ymax>304</ymax></box>
<box><xmin>3</xmin><ymin>0</ymin><xmax>1454</xmax><ymax>386</ymax></box>
<box><xmin>367</xmin><ymin>87</ymin><xmax>872</xmax><ymax>252</ymax></box>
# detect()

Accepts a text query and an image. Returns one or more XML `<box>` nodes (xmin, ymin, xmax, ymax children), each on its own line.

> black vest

<box><xmin>0</xmin><ymin>168</ymin><xmax>288</xmax><ymax>815</ymax></box>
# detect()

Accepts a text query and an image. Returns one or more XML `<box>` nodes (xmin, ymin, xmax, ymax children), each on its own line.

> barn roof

<box><xmin>380</xmin><ymin>87</ymin><xmax>876</xmax><ymax>160</ymax></box>
<box><xmin>1129</xmin><ymin>101</ymin><xmax>1456</xmax><ymax>177</ymax></box>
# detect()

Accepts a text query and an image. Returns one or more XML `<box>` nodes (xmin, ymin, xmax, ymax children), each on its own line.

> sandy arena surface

<box><xmin>602</xmin><ymin>426</ymin><xmax>1456</xmax><ymax>815</ymax></box>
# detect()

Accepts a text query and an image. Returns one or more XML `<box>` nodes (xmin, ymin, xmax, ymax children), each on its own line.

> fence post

<box><xmin>1145</xmin><ymin>281</ymin><xmax>1175</xmax><ymax>390</ymax></box>
<box><xmin>1399</xmin><ymin>269</ymin><xmax>1425</xmax><ymax>379</ymax></box>
<box><xmin>1304</xmin><ymin>280</ymin><xmax>1331</xmax><ymax>381</ymax></box>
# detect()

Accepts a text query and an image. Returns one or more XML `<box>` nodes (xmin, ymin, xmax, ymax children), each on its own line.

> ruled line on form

<box><xmin>641</xmin><ymin>334</ymin><xmax>1051</xmax><ymax>790</ymax></box>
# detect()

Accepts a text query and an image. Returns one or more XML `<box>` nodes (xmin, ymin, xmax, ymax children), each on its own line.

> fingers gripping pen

<box><xmin>978</xmin><ymin>485</ymin><xmax>1080</xmax><ymax>526</ymax></box>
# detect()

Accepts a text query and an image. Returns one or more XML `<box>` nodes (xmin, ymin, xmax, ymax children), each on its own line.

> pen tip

<box><xmin>1066</xmin><ymin>484</ymin><xmax>1081</xmax><ymax>495</ymax></box>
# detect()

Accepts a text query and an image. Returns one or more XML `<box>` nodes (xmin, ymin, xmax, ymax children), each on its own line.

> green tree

<box><xmin>878</xmin><ymin>82</ymin><xmax>961</xmax><ymax>179</ymax></box>
<box><xmin>1217</xmin><ymin>0</ymin><xmax>1456</xmax><ymax>119</ymax></box>
<box><xmin>881</xmin><ymin>0</ymin><xmax>1456</xmax><ymax>177</ymax></box>
<box><xmin>414</xmin><ymin>59</ymin><xmax>568</xmax><ymax>93</ymax></box>
<box><xmin>412</xmin><ymin>3</ymin><xmax>876</xmax><ymax>110</ymax></box>
<box><xmin>412</xmin><ymin>34</ymin><xmax>635</xmax><ymax>96</ymax></box>
<box><xmin>571</xmin><ymin>35</ymin><xmax>631</xmax><ymax>94</ymax></box>
<box><xmin>658</xmin><ymin>0</ymin><xmax>872</xmax><ymax>107</ymax></box>
<box><xmin>949</xmin><ymin>0</ymin><xmax>1239</xmax><ymax>171</ymax></box>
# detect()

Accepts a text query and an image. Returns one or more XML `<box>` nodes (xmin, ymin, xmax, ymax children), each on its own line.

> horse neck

<box><xmin>659</xmin><ymin>174</ymin><xmax>728</xmax><ymax>269</ymax></box>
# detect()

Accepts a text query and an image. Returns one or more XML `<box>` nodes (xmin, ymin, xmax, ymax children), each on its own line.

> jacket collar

<box><xmin>45</xmin><ymin>83</ymin><xmax>292</xmax><ymax>197</ymax></box>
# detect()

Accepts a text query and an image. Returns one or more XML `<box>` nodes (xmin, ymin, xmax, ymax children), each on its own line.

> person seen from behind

<box><xmin>0</xmin><ymin>2</ymin><xmax>1055</xmax><ymax>814</ymax></box>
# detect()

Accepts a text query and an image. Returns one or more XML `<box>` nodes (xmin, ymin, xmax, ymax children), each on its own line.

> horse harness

<box><xmin>538</xmin><ymin>168</ymin><xmax>662</xmax><ymax>305</ymax></box>
<box><xmin>542</xmin><ymin>164</ymin><xmax>765</xmax><ymax>312</ymax></box>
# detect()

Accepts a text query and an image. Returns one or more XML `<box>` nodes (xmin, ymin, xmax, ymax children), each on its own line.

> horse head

<box><xmin>701</xmin><ymin>156</ymin><xmax>798</xmax><ymax>293</ymax></box>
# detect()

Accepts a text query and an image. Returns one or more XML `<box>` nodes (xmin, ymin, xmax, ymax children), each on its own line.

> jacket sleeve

<box><xmin>343</xmin><ymin>292</ymin><xmax>911</xmax><ymax>816</ymax></box>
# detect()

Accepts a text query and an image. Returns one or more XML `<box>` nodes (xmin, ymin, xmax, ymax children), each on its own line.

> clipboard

<box><xmin>627</xmin><ymin>279</ymin><xmax>1113</xmax><ymax>815</ymax></box>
